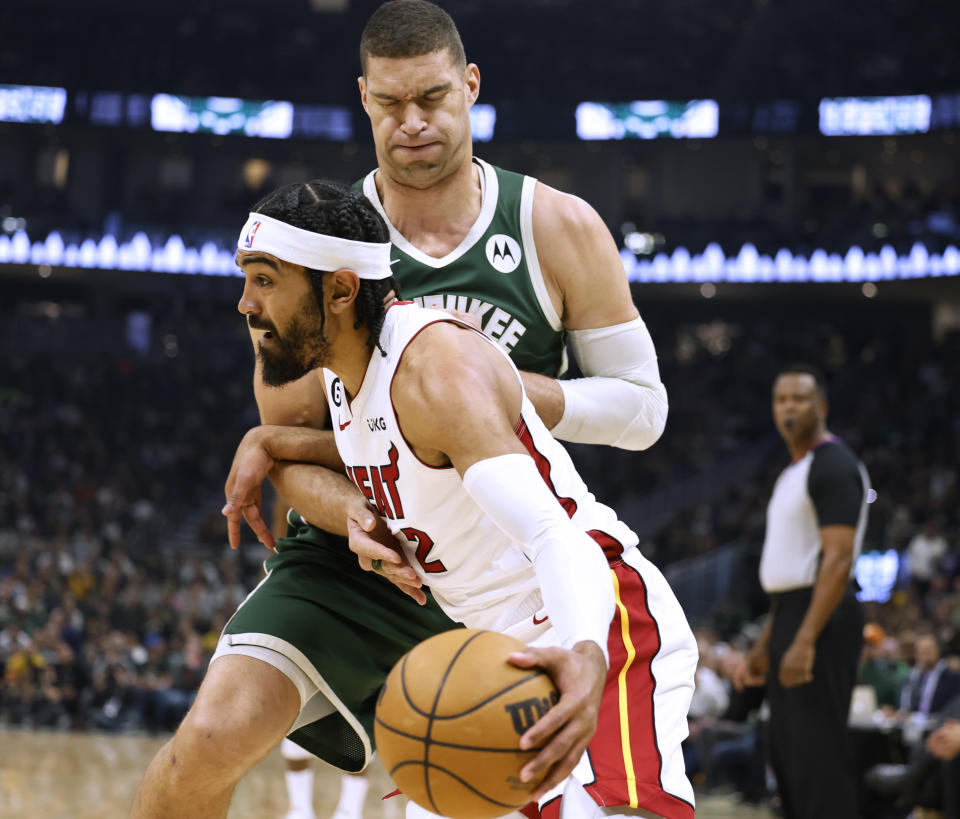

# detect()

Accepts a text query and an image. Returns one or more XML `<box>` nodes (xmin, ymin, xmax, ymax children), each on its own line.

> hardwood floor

<box><xmin>0</xmin><ymin>729</ymin><xmax>775</xmax><ymax>818</ymax></box>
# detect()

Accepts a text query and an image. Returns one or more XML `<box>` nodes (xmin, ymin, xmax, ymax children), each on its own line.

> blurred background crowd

<box><xmin>1</xmin><ymin>0</ymin><xmax>958</xmax><ymax>816</ymax></box>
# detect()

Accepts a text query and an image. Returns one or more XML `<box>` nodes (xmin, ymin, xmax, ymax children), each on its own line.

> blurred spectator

<box><xmin>857</xmin><ymin>624</ymin><xmax>907</xmax><ymax>709</ymax></box>
<box><xmin>908</xmin><ymin>519</ymin><xmax>949</xmax><ymax>599</ymax></box>
<box><xmin>899</xmin><ymin>633</ymin><xmax>960</xmax><ymax>718</ymax></box>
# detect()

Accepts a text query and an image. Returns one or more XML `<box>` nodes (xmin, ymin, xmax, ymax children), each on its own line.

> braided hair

<box><xmin>251</xmin><ymin>180</ymin><xmax>397</xmax><ymax>355</ymax></box>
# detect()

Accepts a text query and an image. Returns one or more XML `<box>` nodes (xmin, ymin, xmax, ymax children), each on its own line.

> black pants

<box><xmin>943</xmin><ymin>755</ymin><xmax>960</xmax><ymax>818</ymax></box>
<box><xmin>767</xmin><ymin>587</ymin><xmax>864</xmax><ymax>819</ymax></box>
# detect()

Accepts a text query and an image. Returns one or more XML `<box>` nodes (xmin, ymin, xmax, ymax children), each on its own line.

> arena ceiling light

<box><xmin>1</xmin><ymin>228</ymin><xmax>957</xmax><ymax>282</ymax></box>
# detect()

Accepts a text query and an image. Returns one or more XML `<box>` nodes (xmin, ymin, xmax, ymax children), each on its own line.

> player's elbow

<box><xmin>612</xmin><ymin>381</ymin><xmax>668</xmax><ymax>451</ymax></box>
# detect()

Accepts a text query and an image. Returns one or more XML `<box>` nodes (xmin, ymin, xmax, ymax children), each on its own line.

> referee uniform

<box><xmin>759</xmin><ymin>436</ymin><xmax>869</xmax><ymax>819</ymax></box>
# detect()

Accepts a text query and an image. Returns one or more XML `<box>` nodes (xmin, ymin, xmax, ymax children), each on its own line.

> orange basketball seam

<box><xmin>389</xmin><ymin>760</ymin><xmax>531</xmax><ymax>809</ymax></box>
<box><xmin>373</xmin><ymin>715</ymin><xmax>549</xmax><ymax>752</ymax></box>
<box><xmin>427</xmin><ymin>671</ymin><xmax>551</xmax><ymax>719</ymax></box>
<box><xmin>397</xmin><ymin>632</ymin><xmax>493</xmax><ymax>718</ymax></box>
<box><xmin>378</xmin><ymin>629</ymin><xmax>556</xmax><ymax>818</ymax></box>
<box><xmin>421</xmin><ymin>630</ymin><xmax>489</xmax><ymax>813</ymax></box>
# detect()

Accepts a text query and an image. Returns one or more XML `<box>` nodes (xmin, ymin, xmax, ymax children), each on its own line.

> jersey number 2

<box><xmin>400</xmin><ymin>527</ymin><xmax>447</xmax><ymax>574</ymax></box>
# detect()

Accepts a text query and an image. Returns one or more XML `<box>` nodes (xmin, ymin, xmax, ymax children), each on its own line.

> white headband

<box><xmin>237</xmin><ymin>212</ymin><xmax>393</xmax><ymax>280</ymax></box>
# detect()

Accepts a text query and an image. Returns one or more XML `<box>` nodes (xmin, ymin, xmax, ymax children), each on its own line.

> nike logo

<box><xmin>338</xmin><ymin>419</ymin><xmax>351</xmax><ymax>431</ymax></box>
<box><xmin>533</xmin><ymin>614</ymin><xmax>549</xmax><ymax>625</ymax></box>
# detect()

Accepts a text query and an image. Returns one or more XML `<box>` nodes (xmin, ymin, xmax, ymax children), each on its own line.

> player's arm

<box><xmin>779</xmin><ymin>445</ymin><xmax>863</xmax><ymax>688</ymax></box>
<box><xmin>393</xmin><ymin>322</ymin><xmax>613</xmax><ymax>798</ymax></box>
<box><xmin>522</xmin><ymin>183</ymin><xmax>668</xmax><ymax>451</ymax></box>
<box><xmin>250</xmin><ymin>347</ymin><xmax>341</xmax><ymax>541</ymax></box>
<box><xmin>224</xmin><ymin>332</ymin><xmax>368</xmax><ymax>548</ymax></box>
<box><xmin>223</xmin><ymin>421</ymin><xmax>425</xmax><ymax>600</ymax></box>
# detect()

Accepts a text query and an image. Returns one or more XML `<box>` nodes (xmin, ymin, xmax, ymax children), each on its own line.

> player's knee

<box><xmin>172</xmin><ymin>693</ymin><xmax>287</xmax><ymax>774</ymax></box>
<box><xmin>180</xmin><ymin>654</ymin><xmax>298</xmax><ymax>760</ymax></box>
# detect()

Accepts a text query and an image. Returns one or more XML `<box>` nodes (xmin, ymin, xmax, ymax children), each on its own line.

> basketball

<box><xmin>374</xmin><ymin>628</ymin><xmax>560</xmax><ymax>819</ymax></box>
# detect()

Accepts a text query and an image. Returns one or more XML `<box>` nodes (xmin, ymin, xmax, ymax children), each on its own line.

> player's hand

<box><xmin>222</xmin><ymin>426</ymin><xmax>276</xmax><ymax>551</ymax></box>
<box><xmin>347</xmin><ymin>505</ymin><xmax>425</xmax><ymax>605</ymax></box>
<box><xmin>732</xmin><ymin>645</ymin><xmax>769</xmax><ymax>692</ymax></box>
<box><xmin>508</xmin><ymin>640</ymin><xmax>606</xmax><ymax>801</ymax></box>
<box><xmin>778</xmin><ymin>636</ymin><xmax>815</xmax><ymax>688</ymax></box>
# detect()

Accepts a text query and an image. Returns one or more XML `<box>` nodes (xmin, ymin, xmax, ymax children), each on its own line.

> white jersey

<box><xmin>324</xmin><ymin>303</ymin><xmax>639</xmax><ymax>639</ymax></box>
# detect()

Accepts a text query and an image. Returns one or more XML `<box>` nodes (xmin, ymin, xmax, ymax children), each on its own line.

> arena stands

<box><xmin>1</xmin><ymin>2</ymin><xmax>958</xmax><ymax>815</ymax></box>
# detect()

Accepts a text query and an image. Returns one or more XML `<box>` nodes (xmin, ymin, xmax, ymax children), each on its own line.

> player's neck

<box><xmin>327</xmin><ymin>323</ymin><xmax>377</xmax><ymax>401</ymax></box>
<box><xmin>375</xmin><ymin>156</ymin><xmax>482</xmax><ymax>255</ymax></box>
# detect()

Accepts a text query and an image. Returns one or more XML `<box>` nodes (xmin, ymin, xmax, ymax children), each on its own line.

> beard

<box><xmin>255</xmin><ymin>307</ymin><xmax>330</xmax><ymax>387</ymax></box>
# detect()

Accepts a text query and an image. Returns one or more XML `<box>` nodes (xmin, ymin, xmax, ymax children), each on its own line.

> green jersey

<box><xmin>360</xmin><ymin>157</ymin><xmax>567</xmax><ymax>377</ymax></box>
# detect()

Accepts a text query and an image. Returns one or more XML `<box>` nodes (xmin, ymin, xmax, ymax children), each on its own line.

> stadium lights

<box><xmin>855</xmin><ymin>550</ymin><xmax>900</xmax><ymax>604</ymax></box>
<box><xmin>151</xmin><ymin>94</ymin><xmax>296</xmax><ymax>139</ymax></box>
<box><xmin>819</xmin><ymin>95</ymin><xmax>932</xmax><ymax>136</ymax></box>
<box><xmin>0</xmin><ymin>84</ymin><xmax>67</xmax><ymax>124</ymax></box>
<box><xmin>469</xmin><ymin>104</ymin><xmax>496</xmax><ymax>142</ymax></box>
<box><xmin>618</xmin><ymin>241</ymin><xmax>960</xmax><ymax>282</ymax></box>
<box><xmin>0</xmin><ymin>228</ymin><xmax>956</xmax><ymax>282</ymax></box>
<box><xmin>576</xmin><ymin>100</ymin><xmax>719</xmax><ymax>140</ymax></box>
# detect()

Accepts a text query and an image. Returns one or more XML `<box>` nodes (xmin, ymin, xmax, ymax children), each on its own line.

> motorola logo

<box><xmin>485</xmin><ymin>234</ymin><xmax>522</xmax><ymax>274</ymax></box>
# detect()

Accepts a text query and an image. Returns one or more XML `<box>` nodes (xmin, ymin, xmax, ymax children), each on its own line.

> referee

<box><xmin>734</xmin><ymin>364</ymin><xmax>870</xmax><ymax>819</ymax></box>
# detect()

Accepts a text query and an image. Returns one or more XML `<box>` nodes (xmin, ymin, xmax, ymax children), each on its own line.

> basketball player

<box><xmin>262</xmin><ymin>2</ymin><xmax>671</xmax><ymax>812</ymax></box>
<box><xmin>131</xmin><ymin>3</ymin><xmax>671</xmax><ymax>817</ymax></box>
<box><xmin>228</xmin><ymin>181</ymin><xmax>697</xmax><ymax>819</ymax></box>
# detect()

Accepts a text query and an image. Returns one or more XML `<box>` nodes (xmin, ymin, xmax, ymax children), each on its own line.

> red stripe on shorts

<box><xmin>538</xmin><ymin>562</ymin><xmax>693</xmax><ymax>819</ymax></box>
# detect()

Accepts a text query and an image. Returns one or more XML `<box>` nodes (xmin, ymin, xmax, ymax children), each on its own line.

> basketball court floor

<box><xmin>0</xmin><ymin>728</ymin><xmax>775</xmax><ymax>818</ymax></box>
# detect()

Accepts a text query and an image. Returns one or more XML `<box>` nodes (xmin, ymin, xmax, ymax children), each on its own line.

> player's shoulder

<box><xmin>403</xmin><ymin>317</ymin><xmax>485</xmax><ymax>375</ymax></box>
<box><xmin>531</xmin><ymin>180</ymin><xmax>607</xmax><ymax>248</ymax></box>
<box><xmin>389</xmin><ymin>306</ymin><xmax>482</xmax><ymax>376</ymax></box>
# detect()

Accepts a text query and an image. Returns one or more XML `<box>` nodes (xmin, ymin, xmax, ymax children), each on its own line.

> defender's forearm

<box><xmin>268</xmin><ymin>462</ymin><xmax>363</xmax><ymax>536</ymax></box>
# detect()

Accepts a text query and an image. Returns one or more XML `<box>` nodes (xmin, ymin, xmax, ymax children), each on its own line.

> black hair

<box><xmin>360</xmin><ymin>0</ymin><xmax>466</xmax><ymax>75</ymax></box>
<box><xmin>251</xmin><ymin>180</ymin><xmax>397</xmax><ymax>355</ymax></box>
<box><xmin>776</xmin><ymin>362</ymin><xmax>828</xmax><ymax>398</ymax></box>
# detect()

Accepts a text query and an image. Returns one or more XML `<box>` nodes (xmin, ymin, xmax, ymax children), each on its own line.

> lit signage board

<box><xmin>0</xmin><ymin>84</ymin><xmax>67</xmax><ymax>124</ymax></box>
<box><xmin>151</xmin><ymin>94</ymin><xmax>294</xmax><ymax>138</ymax></box>
<box><xmin>577</xmin><ymin>99</ymin><xmax>718</xmax><ymax>140</ymax></box>
<box><xmin>819</xmin><ymin>95</ymin><xmax>931</xmax><ymax>136</ymax></box>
